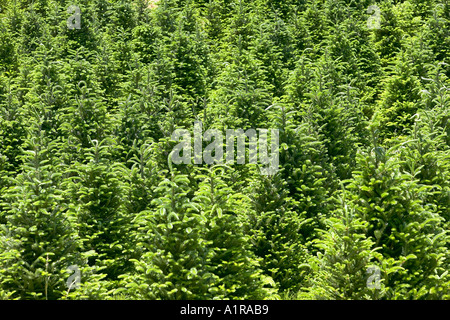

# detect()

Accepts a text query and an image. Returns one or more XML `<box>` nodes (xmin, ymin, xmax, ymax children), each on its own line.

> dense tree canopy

<box><xmin>0</xmin><ymin>0</ymin><xmax>449</xmax><ymax>300</ymax></box>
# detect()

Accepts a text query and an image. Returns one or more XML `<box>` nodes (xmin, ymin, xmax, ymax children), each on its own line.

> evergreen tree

<box><xmin>122</xmin><ymin>167</ymin><xmax>208</xmax><ymax>299</ymax></box>
<box><xmin>347</xmin><ymin>131</ymin><xmax>449</xmax><ymax>299</ymax></box>
<box><xmin>247</xmin><ymin>171</ymin><xmax>310</xmax><ymax>293</ymax></box>
<box><xmin>192</xmin><ymin>165</ymin><xmax>277</xmax><ymax>299</ymax></box>
<box><xmin>0</xmin><ymin>0</ymin><xmax>448</xmax><ymax>301</ymax></box>
<box><xmin>61</xmin><ymin>138</ymin><xmax>131</xmax><ymax>283</ymax></box>
<box><xmin>299</xmin><ymin>193</ymin><xmax>385</xmax><ymax>300</ymax></box>
<box><xmin>0</xmin><ymin>131</ymin><xmax>84</xmax><ymax>299</ymax></box>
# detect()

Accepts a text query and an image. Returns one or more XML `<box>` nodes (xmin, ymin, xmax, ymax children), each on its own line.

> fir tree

<box><xmin>347</xmin><ymin>131</ymin><xmax>449</xmax><ymax>299</ymax></box>
<box><xmin>192</xmin><ymin>165</ymin><xmax>277</xmax><ymax>299</ymax></box>
<box><xmin>0</xmin><ymin>131</ymin><xmax>84</xmax><ymax>299</ymax></box>
<box><xmin>122</xmin><ymin>166</ymin><xmax>208</xmax><ymax>299</ymax></box>
<box><xmin>299</xmin><ymin>193</ymin><xmax>385</xmax><ymax>300</ymax></box>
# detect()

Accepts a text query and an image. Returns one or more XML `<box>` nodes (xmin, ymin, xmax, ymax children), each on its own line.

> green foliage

<box><xmin>191</xmin><ymin>166</ymin><xmax>276</xmax><ymax>299</ymax></box>
<box><xmin>0</xmin><ymin>0</ymin><xmax>449</xmax><ymax>300</ymax></box>
<box><xmin>62</xmin><ymin>138</ymin><xmax>132</xmax><ymax>281</ymax></box>
<box><xmin>122</xmin><ymin>169</ymin><xmax>208</xmax><ymax>299</ymax></box>
<box><xmin>122</xmin><ymin>166</ymin><xmax>276</xmax><ymax>299</ymax></box>
<box><xmin>347</xmin><ymin>141</ymin><xmax>449</xmax><ymax>299</ymax></box>
<box><xmin>299</xmin><ymin>194</ymin><xmax>385</xmax><ymax>300</ymax></box>
<box><xmin>247</xmin><ymin>171</ymin><xmax>311</xmax><ymax>293</ymax></box>
<box><xmin>0</xmin><ymin>133</ymin><xmax>84</xmax><ymax>299</ymax></box>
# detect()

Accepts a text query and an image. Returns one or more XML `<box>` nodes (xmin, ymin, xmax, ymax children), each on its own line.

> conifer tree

<box><xmin>0</xmin><ymin>0</ymin><xmax>448</xmax><ymax>301</ymax></box>
<box><xmin>0</xmin><ymin>131</ymin><xmax>84</xmax><ymax>299</ymax></box>
<box><xmin>376</xmin><ymin>52</ymin><xmax>422</xmax><ymax>139</ymax></box>
<box><xmin>192</xmin><ymin>165</ymin><xmax>277</xmax><ymax>299</ymax></box>
<box><xmin>299</xmin><ymin>194</ymin><xmax>385</xmax><ymax>300</ymax></box>
<box><xmin>122</xmin><ymin>166</ymin><xmax>208</xmax><ymax>299</ymax></box>
<box><xmin>279</xmin><ymin>120</ymin><xmax>335</xmax><ymax>247</ymax></box>
<box><xmin>246</xmin><ymin>171</ymin><xmax>310</xmax><ymax>293</ymax></box>
<box><xmin>347</xmin><ymin>131</ymin><xmax>449</xmax><ymax>299</ymax></box>
<box><xmin>61</xmin><ymin>138</ymin><xmax>131</xmax><ymax>284</ymax></box>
